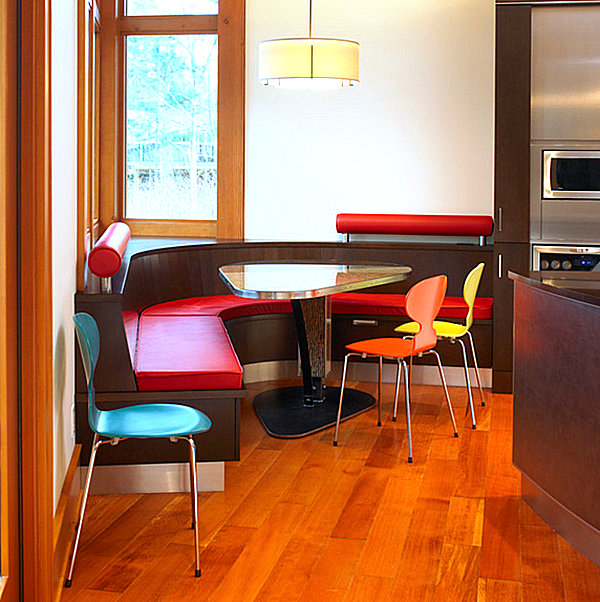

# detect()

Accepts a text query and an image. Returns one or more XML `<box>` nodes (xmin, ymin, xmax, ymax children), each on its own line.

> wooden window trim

<box><xmin>124</xmin><ymin>219</ymin><xmax>216</xmax><ymax>237</ymax></box>
<box><xmin>77</xmin><ymin>0</ymin><xmax>100</xmax><ymax>290</ymax></box>
<box><xmin>118</xmin><ymin>15</ymin><xmax>218</xmax><ymax>34</ymax></box>
<box><xmin>0</xmin><ymin>1</ymin><xmax>20</xmax><ymax>599</ymax></box>
<box><xmin>95</xmin><ymin>0</ymin><xmax>244</xmax><ymax>247</ymax></box>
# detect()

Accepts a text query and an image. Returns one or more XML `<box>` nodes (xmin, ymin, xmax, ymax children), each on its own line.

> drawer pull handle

<box><xmin>352</xmin><ymin>319</ymin><xmax>379</xmax><ymax>326</ymax></box>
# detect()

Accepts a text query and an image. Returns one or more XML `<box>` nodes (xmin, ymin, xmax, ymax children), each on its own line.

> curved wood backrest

<box><xmin>119</xmin><ymin>242</ymin><xmax>492</xmax><ymax>312</ymax></box>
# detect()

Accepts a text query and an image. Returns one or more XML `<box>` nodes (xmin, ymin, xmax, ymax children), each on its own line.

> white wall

<box><xmin>52</xmin><ymin>0</ymin><xmax>78</xmax><ymax>507</ymax></box>
<box><xmin>245</xmin><ymin>0</ymin><xmax>495</xmax><ymax>241</ymax></box>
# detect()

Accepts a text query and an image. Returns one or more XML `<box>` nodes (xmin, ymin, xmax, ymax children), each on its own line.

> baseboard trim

<box><xmin>243</xmin><ymin>360</ymin><xmax>492</xmax><ymax>389</ymax></box>
<box><xmin>522</xmin><ymin>474</ymin><xmax>600</xmax><ymax>567</ymax></box>
<box><xmin>83</xmin><ymin>461</ymin><xmax>225</xmax><ymax>494</ymax></box>
<box><xmin>53</xmin><ymin>444</ymin><xmax>82</xmax><ymax>600</ymax></box>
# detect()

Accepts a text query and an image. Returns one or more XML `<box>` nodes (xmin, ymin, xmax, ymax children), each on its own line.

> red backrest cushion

<box><xmin>336</xmin><ymin>213</ymin><xmax>494</xmax><ymax>237</ymax></box>
<box><xmin>88</xmin><ymin>222</ymin><xmax>131</xmax><ymax>278</ymax></box>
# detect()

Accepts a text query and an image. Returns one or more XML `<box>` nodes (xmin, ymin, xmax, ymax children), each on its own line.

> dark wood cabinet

<box><xmin>492</xmin><ymin>4</ymin><xmax>533</xmax><ymax>391</ymax></box>
<box><xmin>492</xmin><ymin>243</ymin><xmax>530</xmax><ymax>393</ymax></box>
<box><xmin>494</xmin><ymin>4</ymin><xmax>531</xmax><ymax>244</ymax></box>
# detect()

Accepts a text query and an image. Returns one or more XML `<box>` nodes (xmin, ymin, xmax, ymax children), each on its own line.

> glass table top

<box><xmin>219</xmin><ymin>262</ymin><xmax>412</xmax><ymax>299</ymax></box>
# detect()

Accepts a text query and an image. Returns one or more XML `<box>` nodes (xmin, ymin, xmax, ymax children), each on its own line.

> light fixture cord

<box><xmin>309</xmin><ymin>0</ymin><xmax>312</xmax><ymax>37</ymax></box>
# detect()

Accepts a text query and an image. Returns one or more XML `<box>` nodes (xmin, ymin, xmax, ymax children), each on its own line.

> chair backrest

<box><xmin>405</xmin><ymin>274</ymin><xmax>447</xmax><ymax>354</ymax></box>
<box><xmin>462</xmin><ymin>262</ymin><xmax>485</xmax><ymax>330</ymax></box>
<box><xmin>73</xmin><ymin>312</ymin><xmax>101</xmax><ymax>430</ymax></box>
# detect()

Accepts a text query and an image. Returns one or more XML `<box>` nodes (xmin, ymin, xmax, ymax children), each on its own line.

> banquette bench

<box><xmin>75</xmin><ymin>216</ymin><xmax>494</xmax><ymax>477</ymax></box>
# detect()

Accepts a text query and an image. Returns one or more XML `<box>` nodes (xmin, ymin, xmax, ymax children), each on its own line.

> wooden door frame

<box><xmin>19</xmin><ymin>0</ymin><xmax>55</xmax><ymax>599</ymax></box>
<box><xmin>0</xmin><ymin>0</ymin><xmax>20</xmax><ymax>600</ymax></box>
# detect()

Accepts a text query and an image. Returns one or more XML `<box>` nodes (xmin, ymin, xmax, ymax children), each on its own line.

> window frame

<box><xmin>96</xmin><ymin>0</ymin><xmax>244</xmax><ymax>242</ymax></box>
<box><xmin>77</xmin><ymin>0</ymin><xmax>101</xmax><ymax>291</ymax></box>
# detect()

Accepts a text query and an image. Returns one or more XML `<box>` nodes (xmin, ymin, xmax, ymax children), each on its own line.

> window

<box><xmin>125</xmin><ymin>0</ymin><xmax>218</xmax><ymax>16</ymax></box>
<box><xmin>78</xmin><ymin>0</ymin><xmax>243</xmax><ymax>267</ymax></box>
<box><xmin>125</xmin><ymin>34</ymin><xmax>218</xmax><ymax>220</ymax></box>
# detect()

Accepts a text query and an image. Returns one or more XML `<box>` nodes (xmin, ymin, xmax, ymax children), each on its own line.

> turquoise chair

<box><xmin>65</xmin><ymin>312</ymin><xmax>212</xmax><ymax>587</ymax></box>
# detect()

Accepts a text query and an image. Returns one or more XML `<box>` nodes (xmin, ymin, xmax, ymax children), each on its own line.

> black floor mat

<box><xmin>254</xmin><ymin>385</ymin><xmax>375</xmax><ymax>438</ymax></box>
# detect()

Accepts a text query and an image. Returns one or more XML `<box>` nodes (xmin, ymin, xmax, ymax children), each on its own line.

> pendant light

<box><xmin>258</xmin><ymin>0</ymin><xmax>359</xmax><ymax>89</ymax></box>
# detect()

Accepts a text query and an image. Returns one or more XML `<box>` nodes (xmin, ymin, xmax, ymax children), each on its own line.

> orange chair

<box><xmin>333</xmin><ymin>275</ymin><xmax>458</xmax><ymax>462</ymax></box>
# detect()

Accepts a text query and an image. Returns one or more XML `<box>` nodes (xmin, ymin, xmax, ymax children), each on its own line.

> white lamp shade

<box><xmin>258</xmin><ymin>38</ymin><xmax>359</xmax><ymax>88</ymax></box>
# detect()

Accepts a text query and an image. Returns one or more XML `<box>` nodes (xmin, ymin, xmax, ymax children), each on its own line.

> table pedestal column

<box><xmin>253</xmin><ymin>296</ymin><xmax>374</xmax><ymax>438</ymax></box>
<box><xmin>291</xmin><ymin>297</ymin><xmax>328</xmax><ymax>406</ymax></box>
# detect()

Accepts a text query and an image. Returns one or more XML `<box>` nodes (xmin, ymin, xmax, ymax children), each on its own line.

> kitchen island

<box><xmin>510</xmin><ymin>272</ymin><xmax>600</xmax><ymax>566</ymax></box>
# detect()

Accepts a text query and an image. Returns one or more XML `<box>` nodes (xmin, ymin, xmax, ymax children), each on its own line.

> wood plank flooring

<box><xmin>60</xmin><ymin>380</ymin><xmax>600</xmax><ymax>601</ymax></box>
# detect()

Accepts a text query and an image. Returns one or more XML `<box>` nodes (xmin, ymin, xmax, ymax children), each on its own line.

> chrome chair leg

<box><xmin>401</xmin><ymin>360</ymin><xmax>413</xmax><ymax>463</ymax></box>
<box><xmin>466</xmin><ymin>330</ymin><xmax>485</xmax><ymax>406</ymax></box>
<box><xmin>457</xmin><ymin>338</ymin><xmax>477</xmax><ymax>429</ymax></box>
<box><xmin>186</xmin><ymin>435</ymin><xmax>201</xmax><ymax>578</ymax></box>
<box><xmin>428</xmin><ymin>349</ymin><xmax>458</xmax><ymax>436</ymax></box>
<box><xmin>377</xmin><ymin>356</ymin><xmax>383</xmax><ymax>426</ymax></box>
<box><xmin>188</xmin><ymin>439</ymin><xmax>196</xmax><ymax>530</ymax></box>
<box><xmin>334</xmin><ymin>353</ymin><xmax>351</xmax><ymax>446</ymax></box>
<box><xmin>65</xmin><ymin>433</ymin><xmax>107</xmax><ymax>587</ymax></box>
<box><xmin>408</xmin><ymin>355</ymin><xmax>413</xmax><ymax>401</ymax></box>
<box><xmin>392</xmin><ymin>359</ymin><xmax>402</xmax><ymax>422</ymax></box>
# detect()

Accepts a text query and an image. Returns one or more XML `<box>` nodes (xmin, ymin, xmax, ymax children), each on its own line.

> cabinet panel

<box><xmin>494</xmin><ymin>5</ymin><xmax>531</xmax><ymax>243</ymax></box>
<box><xmin>493</xmin><ymin>243</ymin><xmax>530</xmax><ymax>392</ymax></box>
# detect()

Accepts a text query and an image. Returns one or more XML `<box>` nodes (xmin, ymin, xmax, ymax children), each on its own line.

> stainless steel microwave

<box><xmin>542</xmin><ymin>150</ymin><xmax>600</xmax><ymax>200</ymax></box>
<box><xmin>531</xmin><ymin>143</ymin><xmax>600</xmax><ymax>243</ymax></box>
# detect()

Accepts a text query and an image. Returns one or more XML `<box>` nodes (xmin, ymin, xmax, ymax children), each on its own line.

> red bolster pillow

<box><xmin>88</xmin><ymin>222</ymin><xmax>131</xmax><ymax>278</ymax></box>
<box><xmin>336</xmin><ymin>214</ymin><xmax>494</xmax><ymax>237</ymax></box>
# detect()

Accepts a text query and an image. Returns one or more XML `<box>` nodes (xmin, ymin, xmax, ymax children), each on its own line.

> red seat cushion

<box><xmin>142</xmin><ymin>295</ymin><xmax>292</xmax><ymax>319</ymax></box>
<box><xmin>135</xmin><ymin>315</ymin><xmax>243</xmax><ymax>391</ymax></box>
<box><xmin>439</xmin><ymin>296</ymin><xmax>493</xmax><ymax>320</ymax></box>
<box><xmin>332</xmin><ymin>293</ymin><xmax>409</xmax><ymax>316</ymax></box>
<box><xmin>133</xmin><ymin>292</ymin><xmax>492</xmax><ymax>393</ymax></box>
<box><xmin>331</xmin><ymin>293</ymin><xmax>493</xmax><ymax>320</ymax></box>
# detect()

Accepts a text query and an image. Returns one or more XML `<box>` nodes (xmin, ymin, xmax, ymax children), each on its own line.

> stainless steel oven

<box><xmin>531</xmin><ymin>142</ymin><xmax>600</xmax><ymax>243</ymax></box>
<box><xmin>532</xmin><ymin>244</ymin><xmax>600</xmax><ymax>292</ymax></box>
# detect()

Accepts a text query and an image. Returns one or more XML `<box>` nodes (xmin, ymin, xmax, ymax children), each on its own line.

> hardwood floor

<box><xmin>60</xmin><ymin>380</ymin><xmax>600</xmax><ymax>601</ymax></box>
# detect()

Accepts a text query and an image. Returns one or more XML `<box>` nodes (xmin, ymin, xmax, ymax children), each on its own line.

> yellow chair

<box><xmin>394</xmin><ymin>263</ymin><xmax>486</xmax><ymax>429</ymax></box>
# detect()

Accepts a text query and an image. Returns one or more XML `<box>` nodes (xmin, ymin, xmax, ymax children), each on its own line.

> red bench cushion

<box><xmin>142</xmin><ymin>293</ymin><xmax>493</xmax><ymax>321</ymax></box>
<box><xmin>142</xmin><ymin>295</ymin><xmax>292</xmax><ymax>320</ymax></box>
<box><xmin>133</xmin><ymin>292</ymin><xmax>492</xmax><ymax>392</ymax></box>
<box><xmin>331</xmin><ymin>293</ymin><xmax>493</xmax><ymax>320</ymax></box>
<box><xmin>135</xmin><ymin>315</ymin><xmax>243</xmax><ymax>391</ymax></box>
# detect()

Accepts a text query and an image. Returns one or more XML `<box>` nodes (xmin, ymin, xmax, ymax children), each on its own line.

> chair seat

<box><xmin>395</xmin><ymin>320</ymin><xmax>469</xmax><ymax>339</ymax></box>
<box><xmin>346</xmin><ymin>337</ymin><xmax>416</xmax><ymax>359</ymax></box>
<box><xmin>94</xmin><ymin>403</ymin><xmax>212</xmax><ymax>439</ymax></box>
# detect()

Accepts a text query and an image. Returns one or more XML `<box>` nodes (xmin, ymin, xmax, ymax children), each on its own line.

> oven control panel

<box><xmin>539</xmin><ymin>253</ymin><xmax>599</xmax><ymax>271</ymax></box>
<box><xmin>533</xmin><ymin>246</ymin><xmax>600</xmax><ymax>272</ymax></box>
